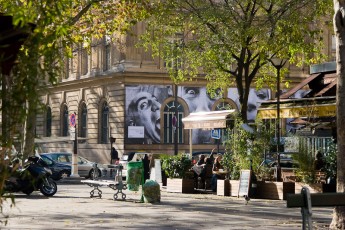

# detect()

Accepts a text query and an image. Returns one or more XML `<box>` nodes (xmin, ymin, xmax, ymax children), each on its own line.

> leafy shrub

<box><xmin>223</xmin><ymin>116</ymin><xmax>273</xmax><ymax>180</ymax></box>
<box><xmin>161</xmin><ymin>154</ymin><xmax>191</xmax><ymax>179</ymax></box>
<box><xmin>293</xmin><ymin>139</ymin><xmax>315</xmax><ymax>183</ymax></box>
<box><xmin>324</xmin><ymin>140</ymin><xmax>337</xmax><ymax>182</ymax></box>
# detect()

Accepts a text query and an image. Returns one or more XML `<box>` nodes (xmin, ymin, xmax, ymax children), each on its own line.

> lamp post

<box><xmin>173</xmin><ymin>38</ymin><xmax>183</xmax><ymax>155</ymax></box>
<box><xmin>70</xmin><ymin>112</ymin><xmax>80</xmax><ymax>177</ymax></box>
<box><xmin>270</xmin><ymin>58</ymin><xmax>287</xmax><ymax>182</ymax></box>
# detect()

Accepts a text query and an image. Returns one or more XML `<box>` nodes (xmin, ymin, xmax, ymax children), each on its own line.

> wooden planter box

<box><xmin>295</xmin><ymin>182</ymin><xmax>323</xmax><ymax>194</ymax></box>
<box><xmin>256</xmin><ymin>181</ymin><xmax>295</xmax><ymax>200</ymax></box>
<box><xmin>323</xmin><ymin>183</ymin><xmax>336</xmax><ymax>193</ymax></box>
<box><xmin>166</xmin><ymin>178</ymin><xmax>194</xmax><ymax>194</ymax></box>
<box><xmin>217</xmin><ymin>179</ymin><xmax>230</xmax><ymax>196</ymax></box>
<box><xmin>295</xmin><ymin>183</ymin><xmax>336</xmax><ymax>193</ymax></box>
<box><xmin>229</xmin><ymin>180</ymin><xmax>240</xmax><ymax>197</ymax></box>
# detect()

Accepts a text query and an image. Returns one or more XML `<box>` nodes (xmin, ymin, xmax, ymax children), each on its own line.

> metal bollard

<box><xmin>301</xmin><ymin>186</ymin><xmax>312</xmax><ymax>230</ymax></box>
<box><xmin>93</xmin><ymin>163</ymin><xmax>98</xmax><ymax>180</ymax></box>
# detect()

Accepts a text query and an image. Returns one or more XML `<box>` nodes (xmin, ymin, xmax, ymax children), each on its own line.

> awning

<box><xmin>314</xmin><ymin>79</ymin><xmax>336</xmax><ymax>97</ymax></box>
<box><xmin>257</xmin><ymin>97</ymin><xmax>336</xmax><ymax>119</ymax></box>
<box><xmin>182</xmin><ymin>110</ymin><xmax>236</xmax><ymax>129</ymax></box>
<box><xmin>280</xmin><ymin>73</ymin><xmax>321</xmax><ymax>99</ymax></box>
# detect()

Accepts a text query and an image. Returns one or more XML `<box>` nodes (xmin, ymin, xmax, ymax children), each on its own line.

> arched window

<box><xmin>163</xmin><ymin>100</ymin><xmax>184</xmax><ymax>144</ymax></box>
<box><xmin>79</xmin><ymin>103</ymin><xmax>87</xmax><ymax>138</ymax></box>
<box><xmin>46</xmin><ymin>106</ymin><xmax>52</xmax><ymax>137</ymax></box>
<box><xmin>101</xmin><ymin>102</ymin><xmax>109</xmax><ymax>144</ymax></box>
<box><xmin>62</xmin><ymin>104</ymin><xmax>69</xmax><ymax>136</ymax></box>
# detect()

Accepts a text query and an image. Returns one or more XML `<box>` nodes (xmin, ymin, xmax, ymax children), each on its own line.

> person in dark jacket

<box><xmin>111</xmin><ymin>147</ymin><xmax>119</xmax><ymax>164</ymax></box>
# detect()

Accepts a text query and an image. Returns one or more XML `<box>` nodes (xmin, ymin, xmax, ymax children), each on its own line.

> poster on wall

<box><xmin>285</xmin><ymin>89</ymin><xmax>311</xmax><ymax>134</ymax></box>
<box><xmin>128</xmin><ymin>126</ymin><xmax>145</xmax><ymax>138</ymax></box>
<box><xmin>227</xmin><ymin>88</ymin><xmax>271</xmax><ymax>121</ymax></box>
<box><xmin>177</xmin><ymin>86</ymin><xmax>221</xmax><ymax>144</ymax></box>
<box><xmin>125</xmin><ymin>85</ymin><xmax>173</xmax><ymax>144</ymax></box>
<box><xmin>124</xmin><ymin>84</ymin><xmax>272</xmax><ymax>145</ymax></box>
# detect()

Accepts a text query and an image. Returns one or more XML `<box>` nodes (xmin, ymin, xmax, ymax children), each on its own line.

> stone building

<box><xmin>34</xmin><ymin>22</ymin><xmax>336</xmax><ymax>164</ymax></box>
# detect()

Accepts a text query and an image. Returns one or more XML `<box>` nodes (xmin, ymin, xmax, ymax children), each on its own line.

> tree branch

<box><xmin>69</xmin><ymin>0</ymin><xmax>105</xmax><ymax>26</ymax></box>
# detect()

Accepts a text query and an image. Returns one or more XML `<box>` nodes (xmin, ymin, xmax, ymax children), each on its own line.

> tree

<box><xmin>0</xmin><ymin>0</ymin><xmax>150</xmax><ymax>219</ymax></box>
<box><xmin>0</xmin><ymin>0</ymin><xmax>150</xmax><ymax>157</ymax></box>
<box><xmin>331</xmin><ymin>1</ymin><xmax>345</xmax><ymax>228</ymax></box>
<box><xmin>140</xmin><ymin>0</ymin><xmax>332</xmax><ymax>122</ymax></box>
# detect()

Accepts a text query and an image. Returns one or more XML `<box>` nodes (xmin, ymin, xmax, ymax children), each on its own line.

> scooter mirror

<box><xmin>35</xmin><ymin>150</ymin><xmax>40</xmax><ymax>158</ymax></box>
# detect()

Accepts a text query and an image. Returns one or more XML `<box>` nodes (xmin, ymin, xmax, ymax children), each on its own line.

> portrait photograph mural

<box><xmin>125</xmin><ymin>85</ymin><xmax>173</xmax><ymax>144</ymax></box>
<box><xmin>227</xmin><ymin>88</ymin><xmax>271</xmax><ymax>121</ymax></box>
<box><xmin>125</xmin><ymin>84</ymin><xmax>272</xmax><ymax>145</ymax></box>
<box><xmin>286</xmin><ymin>89</ymin><xmax>311</xmax><ymax>133</ymax></box>
<box><xmin>177</xmin><ymin>86</ymin><xmax>221</xmax><ymax>144</ymax></box>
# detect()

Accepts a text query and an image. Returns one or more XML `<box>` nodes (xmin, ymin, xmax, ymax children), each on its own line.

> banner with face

<box><xmin>227</xmin><ymin>88</ymin><xmax>271</xmax><ymax>121</ymax></box>
<box><xmin>177</xmin><ymin>86</ymin><xmax>220</xmax><ymax>144</ymax></box>
<box><xmin>125</xmin><ymin>85</ymin><xmax>271</xmax><ymax>145</ymax></box>
<box><xmin>125</xmin><ymin>85</ymin><xmax>172</xmax><ymax>144</ymax></box>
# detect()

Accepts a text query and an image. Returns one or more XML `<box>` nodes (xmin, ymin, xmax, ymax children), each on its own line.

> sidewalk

<box><xmin>1</xmin><ymin>180</ymin><xmax>332</xmax><ymax>229</ymax></box>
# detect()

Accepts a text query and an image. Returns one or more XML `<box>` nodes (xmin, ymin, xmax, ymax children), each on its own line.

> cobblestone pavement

<box><xmin>1</xmin><ymin>181</ymin><xmax>333</xmax><ymax>230</ymax></box>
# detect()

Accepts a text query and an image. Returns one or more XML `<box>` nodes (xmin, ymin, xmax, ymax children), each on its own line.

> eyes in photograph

<box><xmin>136</xmin><ymin>96</ymin><xmax>159</xmax><ymax>112</ymax></box>
<box><xmin>183</xmin><ymin>87</ymin><xmax>221</xmax><ymax>100</ymax></box>
<box><xmin>256</xmin><ymin>90</ymin><xmax>269</xmax><ymax>101</ymax></box>
<box><xmin>247</xmin><ymin>103</ymin><xmax>257</xmax><ymax>113</ymax></box>
<box><xmin>183</xmin><ymin>87</ymin><xmax>199</xmax><ymax>98</ymax></box>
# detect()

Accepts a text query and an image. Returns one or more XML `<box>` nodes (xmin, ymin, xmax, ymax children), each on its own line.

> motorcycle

<box><xmin>3</xmin><ymin>154</ymin><xmax>57</xmax><ymax>197</ymax></box>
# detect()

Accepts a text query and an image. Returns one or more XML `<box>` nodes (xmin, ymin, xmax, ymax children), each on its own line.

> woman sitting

<box><xmin>211</xmin><ymin>155</ymin><xmax>225</xmax><ymax>192</ymax></box>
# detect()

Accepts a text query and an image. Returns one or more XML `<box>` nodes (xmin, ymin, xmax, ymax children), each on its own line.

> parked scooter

<box><xmin>3</xmin><ymin>154</ymin><xmax>57</xmax><ymax>197</ymax></box>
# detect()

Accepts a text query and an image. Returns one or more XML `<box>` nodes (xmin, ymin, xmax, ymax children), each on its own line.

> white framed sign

<box><xmin>128</xmin><ymin>126</ymin><xmax>145</xmax><ymax>138</ymax></box>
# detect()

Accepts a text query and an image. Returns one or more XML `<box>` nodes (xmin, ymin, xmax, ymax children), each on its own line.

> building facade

<box><xmin>34</xmin><ymin>22</ymin><xmax>336</xmax><ymax>164</ymax></box>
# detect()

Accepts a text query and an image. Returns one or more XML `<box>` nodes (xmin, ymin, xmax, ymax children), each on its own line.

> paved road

<box><xmin>1</xmin><ymin>182</ymin><xmax>333</xmax><ymax>229</ymax></box>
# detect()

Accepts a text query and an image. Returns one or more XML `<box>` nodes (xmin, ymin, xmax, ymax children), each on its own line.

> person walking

<box><xmin>111</xmin><ymin>147</ymin><xmax>119</xmax><ymax>165</ymax></box>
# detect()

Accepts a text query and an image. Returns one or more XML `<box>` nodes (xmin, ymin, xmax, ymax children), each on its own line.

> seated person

<box><xmin>211</xmin><ymin>155</ymin><xmax>225</xmax><ymax>192</ymax></box>
<box><xmin>191</xmin><ymin>154</ymin><xmax>206</xmax><ymax>176</ymax></box>
<box><xmin>191</xmin><ymin>155</ymin><xmax>206</xmax><ymax>186</ymax></box>
<box><xmin>197</xmin><ymin>154</ymin><xmax>206</xmax><ymax>165</ymax></box>
<box><xmin>313</xmin><ymin>151</ymin><xmax>325</xmax><ymax>171</ymax></box>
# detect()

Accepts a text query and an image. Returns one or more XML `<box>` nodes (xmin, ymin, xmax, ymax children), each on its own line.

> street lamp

<box><xmin>173</xmin><ymin>38</ymin><xmax>183</xmax><ymax>155</ymax></box>
<box><xmin>270</xmin><ymin>58</ymin><xmax>287</xmax><ymax>182</ymax></box>
<box><xmin>173</xmin><ymin>85</ymin><xmax>178</xmax><ymax>155</ymax></box>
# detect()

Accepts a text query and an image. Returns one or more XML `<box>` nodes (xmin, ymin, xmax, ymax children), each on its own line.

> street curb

<box><xmin>56</xmin><ymin>177</ymin><xmax>83</xmax><ymax>185</ymax></box>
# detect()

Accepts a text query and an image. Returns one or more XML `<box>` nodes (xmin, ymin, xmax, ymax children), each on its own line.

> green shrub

<box><xmin>223</xmin><ymin>117</ymin><xmax>273</xmax><ymax>180</ymax></box>
<box><xmin>293</xmin><ymin>139</ymin><xmax>315</xmax><ymax>183</ymax></box>
<box><xmin>324</xmin><ymin>140</ymin><xmax>337</xmax><ymax>181</ymax></box>
<box><xmin>161</xmin><ymin>154</ymin><xmax>192</xmax><ymax>179</ymax></box>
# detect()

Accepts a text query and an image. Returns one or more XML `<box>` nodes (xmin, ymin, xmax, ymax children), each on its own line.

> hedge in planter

<box><xmin>161</xmin><ymin>154</ymin><xmax>191</xmax><ymax>179</ymax></box>
<box><xmin>161</xmin><ymin>154</ymin><xmax>194</xmax><ymax>193</ymax></box>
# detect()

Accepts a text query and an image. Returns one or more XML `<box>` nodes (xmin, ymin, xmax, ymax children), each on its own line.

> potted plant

<box><xmin>293</xmin><ymin>139</ymin><xmax>323</xmax><ymax>193</ymax></box>
<box><xmin>223</xmin><ymin>118</ymin><xmax>279</xmax><ymax>198</ymax></box>
<box><xmin>323</xmin><ymin>140</ymin><xmax>337</xmax><ymax>192</ymax></box>
<box><xmin>217</xmin><ymin>152</ymin><xmax>232</xmax><ymax>196</ymax></box>
<box><xmin>161</xmin><ymin>154</ymin><xmax>194</xmax><ymax>193</ymax></box>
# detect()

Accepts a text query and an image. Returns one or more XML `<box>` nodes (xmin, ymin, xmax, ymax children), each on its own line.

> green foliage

<box><xmin>293</xmin><ymin>138</ymin><xmax>315</xmax><ymax>183</ymax></box>
<box><xmin>140</xmin><ymin>0</ymin><xmax>332</xmax><ymax>121</ymax></box>
<box><xmin>0</xmin><ymin>0</ymin><xmax>151</xmax><ymax>217</ymax></box>
<box><xmin>324</xmin><ymin>140</ymin><xmax>337</xmax><ymax>180</ymax></box>
<box><xmin>161</xmin><ymin>154</ymin><xmax>192</xmax><ymax>179</ymax></box>
<box><xmin>223</xmin><ymin>116</ymin><xmax>274</xmax><ymax>180</ymax></box>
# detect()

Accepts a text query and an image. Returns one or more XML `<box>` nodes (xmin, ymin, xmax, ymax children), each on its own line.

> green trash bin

<box><xmin>142</xmin><ymin>180</ymin><xmax>161</xmax><ymax>203</ymax></box>
<box><xmin>126</xmin><ymin>161</ymin><xmax>143</xmax><ymax>191</ymax></box>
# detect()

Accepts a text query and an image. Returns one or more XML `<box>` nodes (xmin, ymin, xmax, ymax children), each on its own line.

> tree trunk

<box><xmin>331</xmin><ymin>1</ymin><xmax>345</xmax><ymax>229</ymax></box>
<box><xmin>22</xmin><ymin>99</ymin><xmax>37</xmax><ymax>159</ymax></box>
